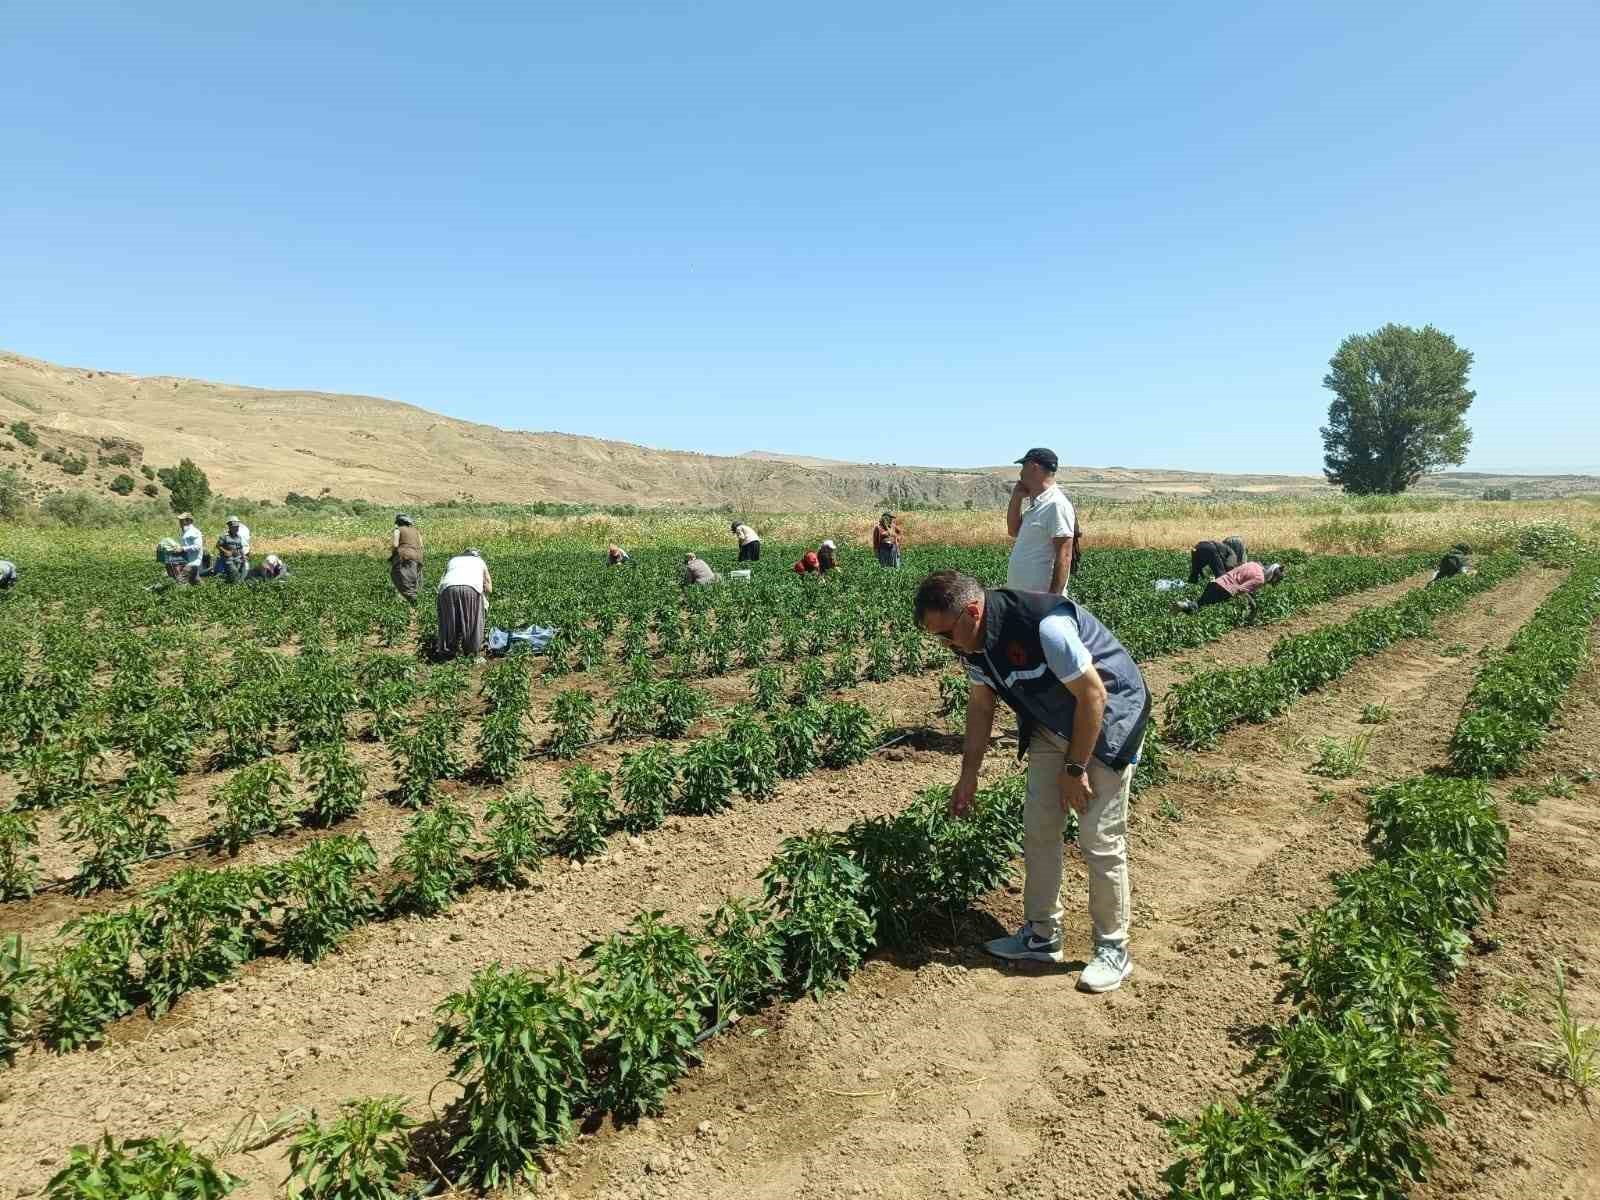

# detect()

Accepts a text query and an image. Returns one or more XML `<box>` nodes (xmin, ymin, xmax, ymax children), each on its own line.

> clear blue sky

<box><xmin>4</xmin><ymin>3</ymin><xmax>1596</xmax><ymax>474</ymax></box>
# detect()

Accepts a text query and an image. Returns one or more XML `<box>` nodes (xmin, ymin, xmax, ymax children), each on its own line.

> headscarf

<box><xmin>395</xmin><ymin>514</ymin><xmax>414</xmax><ymax>527</ymax></box>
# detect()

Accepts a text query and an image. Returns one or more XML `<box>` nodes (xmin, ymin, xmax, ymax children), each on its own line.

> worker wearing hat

<box><xmin>176</xmin><ymin>513</ymin><xmax>204</xmax><ymax>584</ymax></box>
<box><xmin>1006</xmin><ymin>448</ymin><xmax>1076</xmax><ymax>596</ymax></box>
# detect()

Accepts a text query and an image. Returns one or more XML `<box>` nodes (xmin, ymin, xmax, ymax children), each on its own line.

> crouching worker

<box><xmin>1186</xmin><ymin>536</ymin><xmax>1247</xmax><ymax>584</ymax></box>
<box><xmin>211</xmin><ymin>530</ymin><xmax>248</xmax><ymax>583</ymax></box>
<box><xmin>1173</xmin><ymin>561</ymin><xmax>1285</xmax><ymax>617</ymax></box>
<box><xmin>436</xmin><ymin>549</ymin><xmax>492</xmax><ymax>661</ymax></box>
<box><xmin>246</xmin><ymin>554</ymin><xmax>289</xmax><ymax>582</ymax></box>
<box><xmin>914</xmin><ymin>570</ymin><xmax>1150</xmax><ymax>993</ymax></box>
<box><xmin>1429</xmin><ymin>543</ymin><xmax>1471</xmax><ymax>585</ymax></box>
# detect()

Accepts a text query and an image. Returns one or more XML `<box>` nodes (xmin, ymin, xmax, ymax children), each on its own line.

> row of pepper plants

<box><xmin>22</xmin><ymin>773</ymin><xmax>1030</xmax><ymax>1197</ymax></box>
<box><xmin>0</xmin><ymin>659</ymin><xmax>888</xmax><ymax>1063</ymax></box>
<box><xmin>1159</xmin><ymin>556</ymin><xmax>1600</xmax><ymax>1197</ymax></box>
<box><xmin>1448</xmin><ymin>554</ymin><xmax>1600</xmax><ymax>777</ymax></box>
<box><xmin>1164</xmin><ymin>551</ymin><xmax>1523</xmax><ymax>748</ymax></box>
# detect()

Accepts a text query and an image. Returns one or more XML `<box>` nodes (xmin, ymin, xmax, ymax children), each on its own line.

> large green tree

<box><xmin>156</xmin><ymin>457</ymin><xmax>211</xmax><ymax>513</ymax></box>
<box><xmin>1320</xmin><ymin>323</ymin><xmax>1475</xmax><ymax>494</ymax></box>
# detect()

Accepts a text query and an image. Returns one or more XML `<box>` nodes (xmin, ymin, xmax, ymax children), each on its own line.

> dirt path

<box><xmin>540</xmin><ymin>566</ymin><xmax>1567</xmax><ymax>1200</ymax></box>
<box><xmin>0</xmin><ymin>567</ymin><xmax>1541</xmax><ymax>1199</ymax></box>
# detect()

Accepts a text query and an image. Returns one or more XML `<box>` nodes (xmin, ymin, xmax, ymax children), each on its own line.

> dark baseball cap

<box><xmin>1015</xmin><ymin>447</ymin><xmax>1059</xmax><ymax>472</ymax></box>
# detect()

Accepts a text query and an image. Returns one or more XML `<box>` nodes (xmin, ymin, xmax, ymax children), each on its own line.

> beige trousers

<box><xmin>1024</xmin><ymin>726</ymin><xmax>1134</xmax><ymax>946</ymax></box>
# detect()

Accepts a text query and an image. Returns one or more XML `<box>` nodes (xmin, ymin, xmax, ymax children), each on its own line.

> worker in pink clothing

<box><xmin>1174</xmin><ymin>561</ymin><xmax>1285</xmax><ymax>617</ymax></box>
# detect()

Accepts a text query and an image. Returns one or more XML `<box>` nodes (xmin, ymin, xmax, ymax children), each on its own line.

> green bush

<box><xmin>477</xmin><ymin>788</ymin><xmax>551</xmax><ymax>888</ymax></box>
<box><xmin>109</xmin><ymin>473</ymin><xmax>135</xmax><ymax>495</ymax></box>
<box><xmin>139</xmin><ymin>866</ymin><xmax>264</xmax><ymax>1015</ymax></box>
<box><xmin>431</xmin><ymin>963</ymin><xmax>589</xmax><ymax>1189</ymax></box>
<box><xmin>286</xmin><ymin>1096</ymin><xmax>415</xmax><ymax>1200</ymax></box>
<box><xmin>760</xmin><ymin>832</ymin><xmax>875</xmax><ymax>996</ymax></box>
<box><xmin>9</xmin><ymin>420</ymin><xmax>38</xmax><ymax>448</ymax></box>
<box><xmin>44</xmin><ymin>1133</ymin><xmax>240</xmax><ymax>1200</ymax></box>
<box><xmin>268</xmin><ymin>835</ymin><xmax>381</xmax><ymax>962</ymax></box>
<box><xmin>385</xmin><ymin>801</ymin><xmax>475</xmax><ymax>916</ymax></box>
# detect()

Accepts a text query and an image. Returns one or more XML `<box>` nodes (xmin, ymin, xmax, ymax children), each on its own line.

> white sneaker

<box><xmin>1078</xmin><ymin>943</ymin><xmax>1132</xmax><ymax>993</ymax></box>
<box><xmin>983</xmin><ymin>923</ymin><xmax>1064</xmax><ymax>964</ymax></box>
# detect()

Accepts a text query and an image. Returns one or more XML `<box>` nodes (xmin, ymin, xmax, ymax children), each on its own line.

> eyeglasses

<box><xmin>927</xmin><ymin>608</ymin><xmax>970</xmax><ymax>647</ymax></box>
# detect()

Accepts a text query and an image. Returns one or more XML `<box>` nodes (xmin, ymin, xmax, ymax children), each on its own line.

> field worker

<box><xmin>436</xmin><ymin>548</ymin><xmax>492</xmax><ymax>661</ymax></box>
<box><xmin>914</xmin><ymin>569</ymin><xmax>1150</xmax><ymax>992</ymax></box>
<box><xmin>1186</xmin><ymin>536</ymin><xmax>1247</xmax><ymax>584</ymax></box>
<box><xmin>793</xmin><ymin>550</ymin><xmax>821</xmax><ymax>575</ymax></box>
<box><xmin>0</xmin><ymin>560</ymin><xmax>16</xmax><ymax>591</ymax></box>
<box><xmin>1429</xmin><ymin>543</ymin><xmax>1471</xmax><ymax>585</ymax></box>
<box><xmin>246</xmin><ymin>554</ymin><xmax>289</xmax><ymax>582</ymax></box>
<box><xmin>1006</xmin><ymin>448</ymin><xmax>1077</xmax><ymax>596</ymax></box>
<box><xmin>607</xmin><ymin>544</ymin><xmax>630</xmax><ymax>566</ymax></box>
<box><xmin>682</xmin><ymin>552</ymin><xmax>718</xmax><ymax>586</ymax></box>
<box><xmin>226</xmin><ymin>515</ymin><xmax>252</xmax><ymax>557</ymax></box>
<box><xmin>731</xmin><ymin>521</ymin><xmax>762</xmax><ymax>563</ymax></box>
<box><xmin>873</xmin><ymin>512</ymin><xmax>903</xmax><ymax>568</ymax></box>
<box><xmin>211</xmin><ymin>529</ymin><xmax>247</xmax><ymax>583</ymax></box>
<box><xmin>817</xmin><ymin>539</ymin><xmax>839</xmax><ymax>574</ymax></box>
<box><xmin>176</xmin><ymin>514</ymin><xmax>204</xmax><ymax>584</ymax></box>
<box><xmin>390</xmin><ymin>514</ymin><xmax>424</xmax><ymax>602</ymax></box>
<box><xmin>1173</xmin><ymin>561</ymin><xmax>1286</xmax><ymax>617</ymax></box>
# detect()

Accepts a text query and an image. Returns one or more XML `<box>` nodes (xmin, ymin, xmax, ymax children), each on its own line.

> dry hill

<box><xmin>2</xmin><ymin>350</ymin><xmax>1594</xmax><ymax>509</ymax></box>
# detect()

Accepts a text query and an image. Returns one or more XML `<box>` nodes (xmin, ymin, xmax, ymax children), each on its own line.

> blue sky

<box><xmin>3</xmin><ymin>3</ymin><xmax>1596</xmax><ymax>474</ymax></box>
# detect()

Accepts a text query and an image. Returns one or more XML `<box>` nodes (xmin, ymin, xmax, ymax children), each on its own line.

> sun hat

<box><xmin>1265</xmin><ymin>563</ymin><xmax>1286</xmax><ymax>583</ymax></box>
<box><xmin>226</xmin><ymin>515</ymin><xmax>240</xmax><ymax>524</ymax></box>
<box><xmin>1015</xmin><ymin>448</ymin><xmax>1059</xmax><ymax>472</ymax></box>
<box><xmin>176</xmin><ymin>512</ymin><xmax>193</xmax><ymax>521</ymax></box>
<box><xmin>265</xmin><ymin>554</ymin><xmax>282</xmax><ymax>568</ymax></box>
<box><xmin>821</xmin><ymin>539</ymin><xmax>836</xmax><ymax>550</ymax></box>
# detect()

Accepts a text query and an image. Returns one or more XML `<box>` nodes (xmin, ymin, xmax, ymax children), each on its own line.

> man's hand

<box><xmin>1011</xmin><ymin>481</ymin><xmax>1029</xmax><ymax>500</ymax></box>
<box><xmin>1059</xmin><ymin>768</ymin><xmax>1092</xmax><ymax>815</ymax></box>
<box><xmin>950</xmin><ymin>775</ymin><xmax>979</xmax><ymax>818</ymax></box>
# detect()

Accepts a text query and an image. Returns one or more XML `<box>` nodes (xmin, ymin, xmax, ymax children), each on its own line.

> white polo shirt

<box><xmin>180</xmin><ymin>524</ymin><xmax>204</xmax><ymax>566</ymax></box>
<box><xmin>1005</xmin><ymin>484</ymin><xmax>1076</xmax><ymax>594</ymax></box>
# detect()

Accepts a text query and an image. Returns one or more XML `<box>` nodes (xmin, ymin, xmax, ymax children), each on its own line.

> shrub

<box><xmin>653</xmin><ymin>680</ymin><xmax>707</xmax><ymax>739</ymax></box>
<box><xmin>142</xmin><ymin>483</ymin><xmax>159</xmax><ymax>497</ymax></box>
<box><xmin>431</xmin><ymin>964</ymin><xmax>589</xmax><ymax>1189</ymax></box>
<box><xmin>771</xmin><ymin>702</ymin><xmax>823</xmax><ymax>778</ymax></box>
<box><xmin>607</xmin><ymin>681</ymin><xmax>657</xmax><ymax>739</ymax></box>
<box><xmin>36</xmin><ymin>910</ymin><xmax>143</xmax><ymax>1051</ymax></box>
<box><xmin>395</xmin><ymin>711</ymin><xmax>463</xmax><ymax>808</ymax></box>
<box><xmin>2</xmin><ymin>934</ymin><xmax>36</xmax><ymax>1066</ymax></box>
<box><xmin>156</xmin><ymin>458</ymin><xmax>210</xmax><ymax>514</ymax></box>
<box><xmin>286</xmin><ymin>1096</ymin><xmax>416</xmax><ymax>1200</ymax></box>
<box><xmin>674</xmin><ymin>737</ymin><xmax>736</xmax><ymax>817</ymax></box>
<box><xmin>0</xmin><ymin>806</ymin><xmax>42</xmax><ymax>899</ymax></box>
<box><xmin>618</xmin><ymin>744</ymin><xmax>675</xmax><ymax>833</ymax></box>
<box><xmin>760</xmin><ymin>832</ymin><xmax>875</xmax><ymax>996</ymax></box>
<box><xmin>385</xmin><ymin>801</ymin><xmax>475</xmax><ymax>917</ymax></box>
<box><xmin>474</xmin><ymin>707</ymin><xmax>529</xmax><ymax>782</ymax></box>
<box><xmin>477</xmin><ymin>789</ymin><xmax>552</xmax><ymax>889</ymax></box>
<box><xmin>44</xmin><ymin>1133</ymin><xmax>241</xmax><ymax>1200</ymax></box>
<box><xmin>299</xmin><ymin>739</ymin><xmax>367</xmax><ymax>826</ymax></box>
<box><xmin>818</xmin><ymin>700</ymin><xmax>877</xmax><ymax>768</ymax></box>
<box><xmin>139</xmin><ymin>867</ymin><xmax>263</xmax><ymax>1015</ymax></box>
<box><xmin>580</xmin><ymin>912</ymin><xmax>713</xmax><ymax>1118</ymax></box>
<box><xmin>557</xmin><ymin>766</ymin><xmax>613</xmax><ymax>861</ymax></box>
<box><xmin>63</xmin><ymin>765</ymin><xmax>175</xmax><ymax>895</ymax></box>
<box><xmin>8</xmin><ymin>420</ymin><xmax>38</xmax><ymax>448</ymax></box>
<box><xmin>109</xmin><ymin>473</ymin><xmax>135</xmax><ymax>495</ymax></box>
<box><xmin>210</xmin><ymin>760</ymin><xmax>297</xmax><ymax>854</ymax></box>
<box><xmin>749</xmin><ymin>666</ymin><xmax>786</xmax><ymax>711</ymax></box>
<box><xmin>269</xmin><ymin>836</ymin><xmax>381</xmax><ymax>962</ymax></box>
<box><xmin>724</xmin><ymin>711</ymin><xmax>779</xmax><ymax>800</ymax></box>
<box><xmin>545</xmin><ymin>688</ymin><xmax>596</xmax><ymax>758</ymax></box>
<box><xmin>59</xmin><ymin>454</ymin><xmax>88</xmax><ymax>476</ymax></box>
<box><xmin>704</xmin><ymin>899</ymin><xmax>784</xmax><ymax>1023</ymax></box>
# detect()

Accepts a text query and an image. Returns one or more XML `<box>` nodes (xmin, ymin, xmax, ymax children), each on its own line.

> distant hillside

<box><xmin>2</xmin><ymin>349</ymin><xmax>1595</xmax><ymax>509</ymax></box>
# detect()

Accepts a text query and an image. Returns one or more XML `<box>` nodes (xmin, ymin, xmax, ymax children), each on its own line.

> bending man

<box><xmin>914</xmin><ymin>569</ymin><xmax>1150</xmax><ymax>993</ymax></box>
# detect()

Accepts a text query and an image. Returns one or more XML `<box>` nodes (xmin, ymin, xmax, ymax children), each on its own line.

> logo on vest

<box><xmin>1005</xmin><ymin>641</ymin><xmax>1029</xmax><ymax>667</ymax></box>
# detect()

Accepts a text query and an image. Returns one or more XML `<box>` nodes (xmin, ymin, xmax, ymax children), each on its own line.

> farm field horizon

<box><xmin>2</xmin><ymin>510</ymin><xmax>1597</xmax><ymax>1200</ymax></box>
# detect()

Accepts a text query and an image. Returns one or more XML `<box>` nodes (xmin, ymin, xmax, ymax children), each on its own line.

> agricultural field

<box><xmin>1</xmin><ymin>526</ymin><xmax>1597</xmax><ymax>1200</ymax></box>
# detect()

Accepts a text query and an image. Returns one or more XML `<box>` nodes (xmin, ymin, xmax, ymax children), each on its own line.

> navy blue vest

<box><xmin>962</xmin><ymin>589</ymin><xmax>1151</xmax><ymax>768</ymax></box>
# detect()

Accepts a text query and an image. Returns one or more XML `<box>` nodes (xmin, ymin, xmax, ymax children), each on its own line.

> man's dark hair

<box><xmin>913</xmin><ymin>570</ymin><xmax>984</xmax><ymax>626</ymax></box>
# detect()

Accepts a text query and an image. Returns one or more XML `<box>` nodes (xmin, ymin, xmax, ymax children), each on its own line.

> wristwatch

<box><xmin>1064</xmin><ymin>761</ymin><xmax>1088</xmax><ymax>778</ymax></box>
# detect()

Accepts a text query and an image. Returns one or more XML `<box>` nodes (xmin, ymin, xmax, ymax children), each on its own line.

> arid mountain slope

<box><xmin>3</xmin><ymin>350</ymin><xmax>1593</xmax><ymax>507</ymax></box>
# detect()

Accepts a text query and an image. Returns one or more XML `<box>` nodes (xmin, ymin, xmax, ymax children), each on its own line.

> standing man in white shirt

<box><xmin>1005</xmin><ymin>448</ymin><xmax>1076</xmax><ymax>595</ymax></box>
<box><xmin>177</xmin><ymin>513</ymin><xmax>205</xmax><ymax>584</ymax></box>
